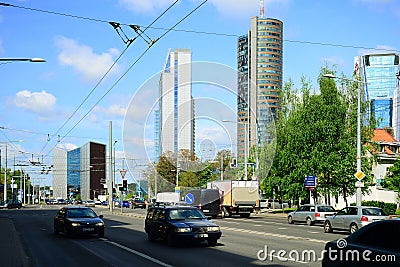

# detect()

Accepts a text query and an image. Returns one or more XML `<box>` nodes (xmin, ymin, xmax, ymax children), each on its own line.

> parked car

<box><xmin>323</xmin><ymin>206</ymin><xmax>390</xmax><ymax>234</ymax></box>
<box><xmin>145</xmin><ymin>205</ymin><xmax>222</xmax><ymax>246</ymax></box>
<box><xmin>54</xmin><ymin>206</ymin><xmax>104</xmax><ymax>237</ymax></box>
<box><xmin>115</xmin><ymin>200</ymin><xmax>130</xmax><ymax>208</ymax></box>
<box><xmin>287</xmin><ymin>204</ymin><xmax>336</xmax><ymax>226</ymax></box>
<box><xmin>131</xmin><ymin>198</ymin><xmax>146</xmax><ymax>209</ymax></box>
<box><xmin>322</xmin><ymin>219</ymin><xmax>400</xmax><ymax>266</ymax></box>
<box><xmin>6</xmin><ymin>199</ymin><xmax>22</xmax><ymax>209</ymax></box>
<box><xmin>57</xmin><ymin>198</ymin><xmax>66</xmax><ymax>205</ymax></box>
<box><xmin>84</xmin><ymin>200</ymin><xmax>95</xmax><ymax>207</ymax></box>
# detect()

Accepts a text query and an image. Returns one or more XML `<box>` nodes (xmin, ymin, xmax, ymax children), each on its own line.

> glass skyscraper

<box><xmin>355</xmin><ymin>53</ymin><xmax>400</xmax><ymax>138</ymax></box>
<box><xmin>237</xmin><ymin>16</ymin><xmax>283</xmax><ymax>159</ymax></box>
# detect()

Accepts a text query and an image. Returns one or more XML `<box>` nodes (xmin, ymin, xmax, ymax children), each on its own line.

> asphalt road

<box><xmin>0</xmin><ymin>205</ymin><xmax>348</xmax><ymax>267</ymax></box>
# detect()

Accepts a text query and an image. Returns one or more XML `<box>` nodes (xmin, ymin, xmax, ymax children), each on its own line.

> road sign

<box><xmin>304</xmin><ymin>175</ymin><xmax>317</xmax><ymax>187</ymax></box>
<box><xmin>354</xmin><ymin>170</ymin><xmax>365</xmax><ymax>181</ymax></box>
<box><xmin>355</xmin><ymin>181</ymin><xmax>364</xmax><ymax>188</ymax></box>
<box><xmin>120</xmin><ymin>169</ymin><xmax>127</xmax><ymax>178</ymax></box>
<box><xmin>185</xmin><ymin>193</ymin><xmax>194</xmax><ymax>205</ymax></box>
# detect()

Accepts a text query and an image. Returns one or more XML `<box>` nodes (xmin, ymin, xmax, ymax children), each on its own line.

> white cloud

<box><xmin>118</xmin><ymin>0</ymin><xmax>177</xmax><ymax>14</ymax></box>
<box><xmin>93</xmin><ymin>104</ymin><xmax>127</xmax><ymax>119</ymax></box>
<box><xmin>55</xmin><ymin>36</ymin><xmax>121</xmax><ymax>82</ymax></box>
<box><xmin>13</xmin><ymin>90</ymin><xmax>56</xmax><ymax>115</ymax></box>
<box><xmin>56</xmin><ymin>143</ymin><xmax>78</xmax><ymax>151</ymax></box>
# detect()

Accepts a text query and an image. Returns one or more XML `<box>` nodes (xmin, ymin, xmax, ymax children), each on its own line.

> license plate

<box><xmin>203</xmin><ymin>209</ymin><xmax>209</xmax><ymax>212</ymax></box>
<box><xmin>82</xmin><ymin>228</ymin><xmax>94</xmax><ymax>232</ymax></box>
<box><xmin>196</xmin><ymin>233</ymin><xmax>208</xmax><ymax>238</ymax></box>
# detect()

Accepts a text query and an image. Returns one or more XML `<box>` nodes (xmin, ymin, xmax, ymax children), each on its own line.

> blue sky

<box><xmin>0</xmin><ymin>0</ymin><xmax>399</xmax><ymax>186</ymax></box>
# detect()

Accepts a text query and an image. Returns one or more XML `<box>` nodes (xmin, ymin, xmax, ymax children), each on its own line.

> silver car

<box><xmin>323</xmin><ymin>206</ymin><xmax>390</xmax><ymax>234</ymax></box>
<box><xmin>288</xmin><ymin>204</ymin><xmax>336</xmax><ymax>226</ymax></box>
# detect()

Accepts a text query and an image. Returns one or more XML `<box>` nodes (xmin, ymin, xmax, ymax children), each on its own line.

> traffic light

<box><xmin>122</xmin><ymin>179</ymin><xmax>127</xmax><ymax>191</ymax></box>
<box><xmin>230</xmin><ymin>158</ymin><xmax>237</xmax><ymax>168</ymax></box>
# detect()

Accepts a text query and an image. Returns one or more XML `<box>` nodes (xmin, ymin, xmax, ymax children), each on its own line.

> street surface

<box><xmin>0</xmin><ymin>205</ymin><xmax>348</xmax><ymax>267</ymax></box>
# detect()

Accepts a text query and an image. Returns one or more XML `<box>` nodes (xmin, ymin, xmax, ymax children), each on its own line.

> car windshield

<box><xmin>66</xmin><ymin>208</ymin><xmax>97</xmax><ymax>218</ymax></box>
<box><xmin>168</xmin><ymin>209</ymin><xmax>206</xmax><ymax>220</ymax></box>
<box><xmin>362</xmin><ymin>208</ymin><xmax>387</xmax><ymax>216</ymax></box>
<box><xmin>318</xmin><ymin>206</ymin><xmax>335</xmax><ymax>212</ymax></box>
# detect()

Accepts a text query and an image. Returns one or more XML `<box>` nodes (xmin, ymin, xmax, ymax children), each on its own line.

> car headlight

<box><xmin>207</xmin><ymin>226</ymin><xmax>220</xmax><ymax>232</ymax></box>
<box><xmin>175</xmin><ymin>227</ymin><xmax>191</xmax><ymax>233</ymax></box>
<box><xmin>96</xmin><ymin>222</ymin><xmax>104</xmax><ymax>226</ymax></box>
<box><xmin>71</xmin><ymin>222</ymin><xmax>80</xmax><ymax>227</ymax></box>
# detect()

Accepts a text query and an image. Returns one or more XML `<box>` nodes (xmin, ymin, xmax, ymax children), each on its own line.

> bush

<box><xmin>354</xmin><ymin>201</ymin><xmax>397</xmax><ymax>215</ymax></box>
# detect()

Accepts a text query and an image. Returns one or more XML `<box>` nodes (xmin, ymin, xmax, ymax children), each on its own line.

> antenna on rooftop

<box><xmin>260</xmin><ymin>0</ymin><xmax>264</xmax><ymax>18</ymax></box>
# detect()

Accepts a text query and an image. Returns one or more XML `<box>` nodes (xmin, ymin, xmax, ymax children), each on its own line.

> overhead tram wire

<box><xmin>42</xmin><ymin>0</ymin><xmax>208</xmax><ymax>158</ymax></box>
<box><xmin>1</xmin><ymin>2</ymin><xmax>399</xmax><ymax>53</ymax></box>
<box><xmin>32</xmin><ymin>1</ymin><xmax>180</xmax><ymax>155</ymax></box>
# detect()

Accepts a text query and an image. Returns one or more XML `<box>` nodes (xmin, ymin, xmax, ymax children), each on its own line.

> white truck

<box><xmin>156</xmin><ymin>192</ymin><xmax>180</xmax><ymax>204</ymax></box>
<box><xmin>207</xmin><ymin>180</ymin><xmax>260</xmax><ymax>218</ymax></box>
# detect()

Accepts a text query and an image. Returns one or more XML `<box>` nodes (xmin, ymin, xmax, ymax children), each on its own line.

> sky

<box><xmin>0</xmin><ymin>0</ymin><xmax>399</xmax><ymax>187</ymax></box>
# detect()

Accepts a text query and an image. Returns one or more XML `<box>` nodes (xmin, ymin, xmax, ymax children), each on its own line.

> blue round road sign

<box><xmin>185</xmin><ymin>193</ymin><xmax>194</xmax><ymax>205</ymax></box>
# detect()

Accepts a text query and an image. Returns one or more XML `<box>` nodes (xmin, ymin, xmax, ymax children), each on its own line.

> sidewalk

<box><xmin>0</xmin><ymin>217</ymin><xmax>30</xmax><ymax>267</ymax></box>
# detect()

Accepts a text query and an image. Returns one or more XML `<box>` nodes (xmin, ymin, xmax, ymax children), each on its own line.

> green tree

<box><xmin>383</xmin><ymin>160</ymin><xmax>400</xmax><ymax>193</ymax></box>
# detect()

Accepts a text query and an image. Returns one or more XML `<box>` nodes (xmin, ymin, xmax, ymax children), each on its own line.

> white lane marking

<box><xmin>101</xmin><ymin>239</ymin><xmax>173</xmax><ymax>267</ymax></box>
<box><xmin>221</xmin><ymin>227</ymin><xmax>329</xmax><ymax>244</ymax></box>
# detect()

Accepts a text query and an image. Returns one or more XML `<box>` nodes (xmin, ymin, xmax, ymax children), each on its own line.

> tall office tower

<box><xmin>156</xmin><ymin>48</ymin><xmax>195</xmax><ymax>158</ymax></box>
<box><xmin>237</xmin><ymin>16</ymin><xmax>283</xmax><ymax>159</ymax></box>
<box><xmin>354</xmin><ymin>53</ymin><xmax>400</xmax><ymax>138</ymax></box>
<box><xmin>53</xmin><ymin>147</ymin><xmax>68</xmax><ymax>199</ymax></box>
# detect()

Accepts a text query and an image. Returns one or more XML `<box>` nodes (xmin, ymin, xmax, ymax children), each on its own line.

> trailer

<box><xmin>207</xmin><ymin>180</ymin><xmax>259</xmax><ymax>218</ymax></box>
<box><xmin>156</xmin><ymin>192</ymin><xmax>180</xmax><ymax>204</ymax></box>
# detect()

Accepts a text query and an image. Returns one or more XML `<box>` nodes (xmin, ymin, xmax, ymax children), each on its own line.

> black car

<box><xmin>131</xmin><ymin>198</ymin><xmax>146</xmax><ymax>209</ymax></box>
<box><xmin>322</xmin><ymin>219</ymin><xmax>400</xmax><ymax>266</ymax></box>
<box><xmin>7</xmin><ymin>199</ymin><xmax>22</xmax><ymax>209</ymax></box>
<box><xmin>54</xmin><ymin>206</ymin><xmax>105</xmax><ymax>237</ymax></box>
<box><xmin>145</xmin><ymin>205</ymin><xmax>222</xmax><ymax>246</ymax></box>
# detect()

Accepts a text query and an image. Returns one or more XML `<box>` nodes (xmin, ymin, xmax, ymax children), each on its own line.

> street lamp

<box><xmin>323</xmin><ymin>74</ymin><xmax>363</xmax><ymax>206</ymax></box>
<box><xmin>0</xmin><ymin>58</ymin><xmax>46</xmax><ymax>63</ymax></box>
<box><xmin>1</xmin><ymin>140</ymin><xmax>25</xmax><ymax>202</ymax></box>
<box><xmin>223</xmin><ymin>119</ymin><xmax>248</xmax><ymax>180</ymax></box>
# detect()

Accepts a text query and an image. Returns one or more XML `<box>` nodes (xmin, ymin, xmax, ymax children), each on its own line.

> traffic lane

<box><xmin>101</xmin><ymin>213</ymin><xmax>289</xmax><ymax>267</ymax></box>
<box><xmin>9</xmin><ymin>208</ymin><xmax>171</xmax><ymax>267</ymax></box>
<box><xmin>214</xmin><ymin>216</ymin><xmax>348</xmax><ymax>242</ymax></box>
<box><xmin>220</xmin><ymin>223</ymin><xmax>329</xmax><ymax>266</ymax></box>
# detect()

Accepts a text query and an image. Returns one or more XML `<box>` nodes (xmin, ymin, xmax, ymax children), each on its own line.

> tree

<box><xmin>382</xmin><ymin>160</ymin><xmax>400</xmax><ymax>194</ymax></box>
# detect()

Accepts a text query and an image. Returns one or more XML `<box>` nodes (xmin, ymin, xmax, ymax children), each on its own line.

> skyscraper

<box><xmin>156</xmin><ymin>48</ymin><xmax>195</xmax><ymax>158</ymax></box>
<box><xmin>237</xmin><ymin>16</ymin><xmax>283</xmax><ymax>159</ymax></box>
<box><xmin>354</xmin><ymin>53</ymin><xmax>400</xmax><ymax>138</ymax></box>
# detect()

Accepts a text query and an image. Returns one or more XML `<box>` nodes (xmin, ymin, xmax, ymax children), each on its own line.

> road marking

<box><xmin>101</xmin><ymin>238</ymin><xmax>173</xmax><ymax>267</ymax></box>
<box><xmin>221</xmin><ymin>226</ymin><xmax>329</xmax><ymax>244</ymax></box>
<box><xmin>278</xmin><ymin>227</ymin><xmax>287</xmax><ymax>230</ymax></box>
<box><xmin>307</xmin><ymin>231</ymin><xmax>320</xmax><ymax>234</ymax></box>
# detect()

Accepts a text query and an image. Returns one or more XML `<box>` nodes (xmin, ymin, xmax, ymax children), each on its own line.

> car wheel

<box><xmin>54</xmin><ymin>224</ymin><xmax>59</xmax><ymax>235</ymax></box>
<box><xmin>98</xmin><ymin>231</ymin><xmax>104</xmax><ymax>238</ymax></box>
<box><xmin>287</xmin><ymin>216</ymin><xmax>294</xmax><ymax>224</ymax></box>
<box><xmin>208</xmin><ymin>238</ymin><xmax>218</xmax><ymax>246</ymax></box>
<box><xmin>147</xmin><ymin>231</ymin><xmax>156</xmax><ymax>242</ymax></box>
<box><xmin>324</xmin><ymin>221</ymin><xmax>333</xmax><ymax>233</ymax></box>
<box><xmin>167</xmin><ymin>233</ymin><xmax>175</xmax><ymax>246</ymax></box>
<box><xmin>306</xmin><ymin>217</ymin><xmax>314</xmax><ymax>226</ymax></box>
<box><xmin>350</xmin><ymin>223</ymin><xmax>358</xmax><ymax>234</ymax></box>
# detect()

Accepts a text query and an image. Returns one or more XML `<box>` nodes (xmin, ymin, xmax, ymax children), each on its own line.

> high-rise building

<box><xmin>156</xmin><ymin>48</ymin><xmax>195</xmax><ymax>158</ymax></box>
<box><xmin>237</xmin><ymin>16</ymin><xmax>283</xmax><ymax>159</ymax></box>
<box><xmin>354</xmin><ymin>53</ymin><xmax>400</xmax><ymax>138</ymax></box>
<box><xmin>52</xmin><ymin>141</ymin><xmax>106</xmax><ymax>200</ymax></box>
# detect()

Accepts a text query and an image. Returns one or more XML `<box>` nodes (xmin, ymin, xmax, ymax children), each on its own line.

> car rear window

<box><xmin>318</xmin><ymin>206</ymin><xmax>335</xmax><ymax>212</ymax></box>
<box><xmin>362</xmin><ymin>208</ymin><xmax>387</xmax><ymax>216</ymax></box>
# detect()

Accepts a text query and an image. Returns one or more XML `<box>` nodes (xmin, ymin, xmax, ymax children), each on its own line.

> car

<box><xmin>101</xmin><ymin>200</ymin><xmax>108</xmax><ymax>206</ymax></box>
<box><xmin>53</xmin><ymin>206</ymin><xmax>105</xmax><ymax>237</ymax></box>
<box><xmin>322</xmin><ymin>219</ymin><xmax>400</xmax><ymax>266</ymax></box>
<box><xmin>287</xmin><ymin>204</ymin><xmax>336</xmax><ymax>226</ymax></box>
<box><xmin>84</xmin><ymin>200</ymin><xmax>95</xmax><ymax>207</ymax></box>
<box><xmin>323</xmin><ymin>206</ymin><xmax>390</xmax><ymax>234</ymax></box>
<box><xmin>131</xmin><ymin>198</ymin><xmax>146</xmax><ymax>209</ymax></box>
<box><xmin>6</xmin><ymin>199</ymin><xmax>22</xmax><ymax>209</ymax></box>
<box><xmin>115</xmin><ymin>200</ymin><xmax>130</xmax><ymax>208</ymax></box>
<box><xmin>144</xmin><ymin>204</ymin><xmax>222</xmax><ymax>246</ymax></box>
<box><xmin>57</xmin><ymin>198</ymin><xmax>66</xmax><ymax>205</ymax></box>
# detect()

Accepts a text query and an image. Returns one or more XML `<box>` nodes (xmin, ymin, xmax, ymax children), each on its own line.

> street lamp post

<box><xmin>1</xmin><ymin>140</ymin><xmax>24</xmax><ymax>202</ymax></box>
<box><xmin>323</xmin><ymin>74</ymin><xmax>363</xmax><ymax>206</ymax></box>
<box><xmin>223</xmin><ymin>119</ymin><xmax>248</xmax><ymax>180</ymax></box>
